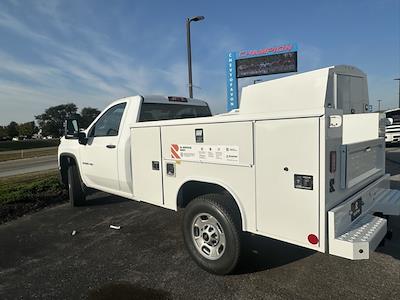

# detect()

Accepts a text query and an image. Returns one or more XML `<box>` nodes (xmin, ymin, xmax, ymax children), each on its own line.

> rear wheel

<box><xmin>182</xmin><ymin>193</ymin><xmax>241</xmax><ymax>275</ymax></box>
<box><xmin>67</xmin><ymin>163</ymin><xmax>86</xmax><ymax>207</ymax></box>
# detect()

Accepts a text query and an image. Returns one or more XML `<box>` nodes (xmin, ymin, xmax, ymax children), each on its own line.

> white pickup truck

<box><xmin>384</xmin><ymin>108</ymin><xmax>400</xmax><ymax>144</ymax></box>
<box><xmin>59</xmin><ymin>65</ymin><xmax>400</xmax><ymax>275</ymax></box>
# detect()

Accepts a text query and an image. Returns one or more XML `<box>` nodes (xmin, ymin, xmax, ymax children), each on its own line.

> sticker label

<box><xmin>170</xmin><ymin>144</ymin><xmax>239</xmax><ymax>164</ymax></box>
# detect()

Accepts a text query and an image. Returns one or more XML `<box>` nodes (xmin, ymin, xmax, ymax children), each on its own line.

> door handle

<box><xmin>106</xmin><ymin>144</ymin><xmax>116</xmax><ymax>149</ymax></box>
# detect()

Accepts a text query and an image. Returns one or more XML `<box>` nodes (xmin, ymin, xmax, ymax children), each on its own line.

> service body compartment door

<box><xmin>131</xmin><ymin>126</ymin><xmax>163</xmax><ymax>206</ymax></box>
<box><xmin>255</xmin><ymin>118</ymin><xmax>320</xmax><ymax>249</ymax></box>
<box><xmin>340</xmin><ymin>138</ymin><xmax>384</xmax><ymax>189</ymax></box>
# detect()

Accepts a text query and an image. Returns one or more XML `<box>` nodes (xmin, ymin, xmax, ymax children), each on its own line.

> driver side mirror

<box><xmin>386</xmin><ymin>117</ymin><xmax>394</xmax><ymax>126</ymax></box>
<box><xmin>65</xmin><ymin>118</ymin><xmax>79</xmax><ymax>139</ymax></box>
<box><xmin>64</xmin><ymin>118</ymin><xmax>88</xmax><ymax>145</ymax></box>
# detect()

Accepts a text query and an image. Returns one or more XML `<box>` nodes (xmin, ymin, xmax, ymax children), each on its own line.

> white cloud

<box><xmin>0</xmin><ymin>6</ymin><xmax>177</xmax><ymax>124</ymax></box>
<box><xmin>0</xmin><ymin>10</ymin><xmax>51</xmax><ymax>44</ymax></box>
<box><xmin>0</xmin><ymin>79</ymin><xmax>104</xmax><ymax>124</ymax></box>
<box><xmin>0</xmin><ymin>51</ymin><xmax>61</xmax><ymax>85</ymax></box>
<box><xmin>0</xmin><ymin>6</ymin><xmax>236</xmax><ymax>123</ymax></box>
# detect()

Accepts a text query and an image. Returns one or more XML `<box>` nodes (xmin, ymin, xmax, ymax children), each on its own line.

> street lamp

<box><xmin>377</xmin><ymin>99</ymin><xmax>382</xmax><ymax>112</ymax></box>
<box><xmin>186</xmin><ymin>16</ymin><xmax>205</xmax><ymax>98</ymax></box>
<box><xmin>395</xmin><ymin>78</ymin><xmax>400</xmax><ymax>108</ymax></box>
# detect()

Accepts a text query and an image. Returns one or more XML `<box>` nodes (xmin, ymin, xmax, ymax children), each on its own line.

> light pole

<box><xmin>377</xmin><ymin>99</ymin><xmax>382</xmax><ymax>112</ymax></box>
<box><xmin>395</xmin><ymin>78</ymin><xmax>400</xmax><ymax>108</ymax></box>
<box><xmin>186</xmin><ymin>16</ymin><xmax>204</xmax><ymax>98</ymax></box>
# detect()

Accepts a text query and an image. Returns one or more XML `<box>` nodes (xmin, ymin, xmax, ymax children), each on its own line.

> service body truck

<box><xmin>59</xmin><ymin>65</ymin><xmax>400</xmax><ymax>275</ymax></box>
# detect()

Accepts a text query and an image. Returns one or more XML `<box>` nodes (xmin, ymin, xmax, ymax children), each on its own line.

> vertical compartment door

<box><xmin>255</xmin><ymin>118</ymin><xmax>320</xmax><ymax>249</ymax></box>
<box><xmin>131</xmin><ymin>127</ymin><xmax>163</xmax><ymax>206</ymax></box>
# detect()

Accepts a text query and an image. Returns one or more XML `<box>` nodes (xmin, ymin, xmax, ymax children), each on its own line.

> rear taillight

<box><xmin>330</xmin><ymin>151</ymin><xmax>336</xmax><ymax>173</ymax></box>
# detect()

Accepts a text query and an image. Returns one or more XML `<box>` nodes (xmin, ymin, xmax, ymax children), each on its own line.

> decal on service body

<box><xmin>170</xmin><ymin>144</ymin><xmax>239</xmax><ymax>164</ymax></box>
<box><xmin>171</xmin><ymin>144</ymin><xmax>181</xmax><ymax>159</ymax></box>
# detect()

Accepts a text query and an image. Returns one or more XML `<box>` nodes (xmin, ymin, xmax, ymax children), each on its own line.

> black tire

<box><xmin>182</xmin><ymin>193</ymin><xmax>241</xmax><ymax>275</ymax></box>
<box><xmin>67</xmin><ymin>163</ymin><xmax>86</xmax><ymax>207</ymax></box>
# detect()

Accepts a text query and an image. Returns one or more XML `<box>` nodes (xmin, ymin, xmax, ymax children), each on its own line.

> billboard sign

<box><xmin>226</xmin><ymin>43</ymin><xmax>297</xmax><ymax>111</ymax></box>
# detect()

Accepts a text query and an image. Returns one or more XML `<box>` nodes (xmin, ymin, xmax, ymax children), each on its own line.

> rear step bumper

<box><xmin>331</xmin><ymin>214</ymin><xmax>387</xmax><ymax>259</ymax></box>
<box><xmin>328</xmin><ymin>174</ymin><xmax>400</xmax><ymax>260</ymax></box>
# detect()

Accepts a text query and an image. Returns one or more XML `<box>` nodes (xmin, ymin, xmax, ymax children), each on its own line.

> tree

<box><xmin>79</xmin><ymin>107</ymin><xmax>101</xmax><ymax>129</ymax></box>
<box><xmin>0</xmin><ymin>126</ymin><xmax>7</xmax><ymax>140</ymax></box>
<box><xmin>17</xmin><ymin>121</ymin><xmax>38</xmax><ymax>138</ymax></box>
<box><xmin>7</xmin><ymin>121</ymin><xmax>18</xmax><ymax>138</ymax></box>
<box><xmin>35</xmin><ymin>103</ymin><xmax>78</xmax><ymax>138</ymax></box>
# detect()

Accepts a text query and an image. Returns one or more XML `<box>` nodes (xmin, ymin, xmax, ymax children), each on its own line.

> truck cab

<box><xmin>58</xmin><ymin>95</ymin><xmax>211</xmax><ymax>198</ymax></box>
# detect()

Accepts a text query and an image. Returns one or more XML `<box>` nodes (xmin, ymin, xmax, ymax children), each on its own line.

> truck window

<box><xmin>139</xmin><ymin>103</ymin><xmax>211</xmax><ymax>122</ymax></box>
<box><xmin>89</xmin><ymin>103</ymin><xmax>126</xmax><ymax>137</ymax></box>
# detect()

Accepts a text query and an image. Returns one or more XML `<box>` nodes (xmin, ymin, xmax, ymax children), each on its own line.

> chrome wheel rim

<box><xmin>191</xmin><ymin>213</ymin><xmax>226</xmax><ymax>260</ymax></box>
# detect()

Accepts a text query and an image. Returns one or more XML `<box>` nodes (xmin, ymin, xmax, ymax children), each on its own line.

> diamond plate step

<box><xmin>329</xmin><ymin>214</ymin><xmax>387</xmax><ymax>260</ymax></box>
<box><xmin>337</xmin><ymin>215</ymin><xmax>386</xmax><ymax>243</ymax></box>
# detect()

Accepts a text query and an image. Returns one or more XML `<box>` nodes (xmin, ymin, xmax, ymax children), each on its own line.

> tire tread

<box><xmin>68</xmin><ymin>163</ymin><xmax>85</xmax><ymax>207</ymax></box>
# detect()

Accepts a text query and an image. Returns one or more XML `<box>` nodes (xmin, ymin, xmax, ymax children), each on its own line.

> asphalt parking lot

<box><xmin>1</xmin><ymin>150</ymin><xmax>400</xmax><ymax>299</ymax></box>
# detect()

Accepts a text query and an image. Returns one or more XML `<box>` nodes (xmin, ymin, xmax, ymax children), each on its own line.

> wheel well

<box><xmin>177</xmin><ymin>181</ymin><xmax>243</xmax><ymax>228</ymax></box>
<box><xmin>59</xmin><ymin>154</ymin><xmax>77</xmax><ymax>186</ymax></box>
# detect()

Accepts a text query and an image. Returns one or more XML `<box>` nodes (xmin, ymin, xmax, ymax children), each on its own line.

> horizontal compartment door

<box><xmin>340</xmin><ymin>138</ymin><xmax>384</xmax><ymax>189</ymax></box>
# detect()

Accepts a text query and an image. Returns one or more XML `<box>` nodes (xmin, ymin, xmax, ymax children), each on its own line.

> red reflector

<box><xmin>308</xmin><ymin>234</ymin><xmax>319</xmax><ymax>245</ymax></box>
<box><xmin>330</xmin><ymin>151</ymin><xmax>336</xmax><ymax>173</ymax></box>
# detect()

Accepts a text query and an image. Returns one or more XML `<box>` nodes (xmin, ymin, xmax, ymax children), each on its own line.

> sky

<box><xmin>0</xmin><ymin>0</ymin><xmax>399</xmax><ymax>125</ymax></box>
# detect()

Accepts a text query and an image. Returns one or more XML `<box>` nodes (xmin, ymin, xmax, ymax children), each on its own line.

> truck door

<box><xmin>131</xmin><ymin>126</ymin><xmax>164</xmax><ymax>206</ymax></box>
<box><xmin>80</xmin><ymin>102</ymin><xmax>126</xmax><ymax>191</ymax></box>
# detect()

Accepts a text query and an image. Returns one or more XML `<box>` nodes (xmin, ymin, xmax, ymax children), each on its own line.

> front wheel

<box><xmin>67</xmin><ymin>163</ymin><xmax>86</xmax><ymax>207</ymax></box>
<box><xmin>182</xmin><ymin>194</ymin><xmax>241</xmax><ymax>275</ymax></box>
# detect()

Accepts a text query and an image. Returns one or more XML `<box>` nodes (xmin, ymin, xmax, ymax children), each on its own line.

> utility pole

<box><xmin>395</xmin><ymin>78</ymin><xmax>400</xmax><ymax>108</ymax></box>
<box><xmin>186</xmin><ymin>16</ymin><xmax>205</xmax><ymax>98</ymax></box>
<box><xmin>377</xmin><ymin>99</ymin><xmax>382</xmax><ymax>112</ymax></box>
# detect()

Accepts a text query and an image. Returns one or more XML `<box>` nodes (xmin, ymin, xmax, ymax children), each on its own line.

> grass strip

<box><xmin>0</xmin><ymin>148</ymin><xmax>57</xmax><ymax>162</ymax></box>
<box><xmin>0</xmin><ymin>170</ymin><xmax>67</xmax><ymax>224</ymax></box>
<box><xmin>0</xmin><ymin>170</ymin><xmax>63</xmax><ymax>204</ymax></box>
<box><xmin>0</xmin><ymin>139</ymin><xmax>60</xmax><ymax>152</ymax></box>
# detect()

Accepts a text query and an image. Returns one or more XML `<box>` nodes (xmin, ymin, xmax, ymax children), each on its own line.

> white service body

<box><xmin>59</xmin><ymin>65</ymin><xmax>400</xmax><ymax>260</ymax></box>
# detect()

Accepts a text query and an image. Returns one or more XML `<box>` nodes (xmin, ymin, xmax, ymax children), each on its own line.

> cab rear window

<box><xmin>139</xmin><ymin>103</ymin><xmax>211</xmax><ymax>122</ymax></box>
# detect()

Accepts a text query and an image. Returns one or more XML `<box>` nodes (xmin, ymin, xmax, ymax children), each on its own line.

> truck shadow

<box><xmin>382</xmin><ymin>150</ymin><xmax>400</xmax><ymax>260</ymax></box>
<box><xmin>376</xmin><ymin>215</ymin><xmax>400</xmax><ymax>261</ymax></box>
<box><xmin>236</xmin><ymin>232</ymin><xmax>315</xmax><ymax>274</ymax></box>
<box><xmin>84</xmin><ymin>192</ymin><xmax>129</xmax><ymax>206</ymax></box>
<box><xmin>386</xmin><ymin>148</ymin><xmax>400</xmax><ymax>181</ymax></box>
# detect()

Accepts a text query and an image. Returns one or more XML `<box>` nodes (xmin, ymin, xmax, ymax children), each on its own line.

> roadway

<box><xmin>0</xmin><ymin>155</ymin><xmax>58</xmax><ymax>177</ymax></box>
